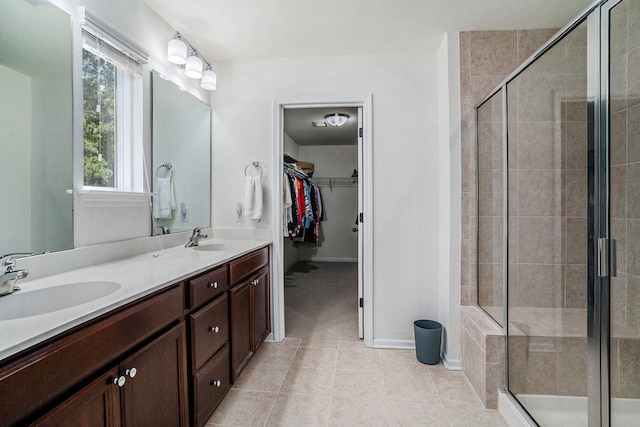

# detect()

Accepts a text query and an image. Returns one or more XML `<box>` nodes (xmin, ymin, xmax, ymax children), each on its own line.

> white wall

<box><xmin>297</xmin><ymin>145</ymin><xmax>358</xmax><ymax>262</ymax></box>
<box><xmin>210</xmin><ymin>52</ymin><xmax>442</xmax><ymax>345</ymax></box>
<box><xmin>283</xmin><ymin>133</ymin><xmax>300</xmax><ymax>160</ymax></box>
<box><xmin>0</xmin><ymin>65</ymin><xmax>31</xmax><ymax>253</ymax></box>
<box><xmin>437</xmin><ymin>33</ymin><xmax>462</xmax><ymax>367</ymax></box>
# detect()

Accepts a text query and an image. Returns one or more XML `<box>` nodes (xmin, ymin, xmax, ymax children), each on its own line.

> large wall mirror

<box><xmin>151</xmin><ymin>71</ymin><xmax>211</xmax><ymax>235</ymax></box>
<box><xmin>0</xmin><ymin>0</ymin><xmax>73</xmax><ymax>256</ymax></box>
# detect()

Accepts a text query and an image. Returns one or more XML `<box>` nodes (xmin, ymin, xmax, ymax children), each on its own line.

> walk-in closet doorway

<box><xmin>271</xmin><ymin>95</ymin><xmax>373</xmax><ymax>347</ymax></box>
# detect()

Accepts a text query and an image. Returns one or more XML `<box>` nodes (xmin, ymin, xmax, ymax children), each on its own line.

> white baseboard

<box><xmin>373</xmin><ymin>339</ymin><xmax>461</xmax><ymax>371</ymax></box>
<box><xmin>373</xmin><ymin>338</ymin><xmax>415</xmax><ymax>349</ymax></box>
<box><xmin>300</xmin><ymin>257</ymin><xmax>358</xmax><ymax>263</ymax></box>
<box><xmin>442</xmin><ymin>354</ymin><xmax>462</xmax><ymax>370</ymax></box>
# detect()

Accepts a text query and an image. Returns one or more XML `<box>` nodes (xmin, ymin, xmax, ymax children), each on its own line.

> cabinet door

<box><xmin>32</xmin><ymin>367</ymin><xmax>121</xmax><ymax>427</ymax></box>
<box><xmin>251</xmin><ymin>268</ymin><xmax>270</xmax><ymax>351</ymax></box>
<box><xmin>120</xmin><ymin>323</ymin><xmax>188</xmax><ymax>427</ymax></box>
<box><xmin>229</xmin><ymin>281</ymin><xmax>252</xmax><ymax>382</ymax></box>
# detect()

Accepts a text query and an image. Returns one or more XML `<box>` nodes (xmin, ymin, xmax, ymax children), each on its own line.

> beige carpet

<box><xmin>284</xmin><ymin>261</ymin><xmax>359</xmax><ymax>341</ymax></box>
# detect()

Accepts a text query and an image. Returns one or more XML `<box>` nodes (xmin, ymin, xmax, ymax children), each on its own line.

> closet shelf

<box><xmin>312</xmin><ymin>177</ymin><xmax>358</xmax><ymax>188</ymax></box>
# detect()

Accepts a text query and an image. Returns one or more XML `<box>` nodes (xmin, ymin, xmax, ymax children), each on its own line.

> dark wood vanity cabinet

<box><xmin>229</xmin><ymin>247</ymin><xmax>271</xmax><ymax>382</ymax></box>
<box><xmin>186</xmin><ymin>265</ymin><xmax>231</xmax><ymax>426</ymax></box>
<box><xmin>0</xmin><ymin>285</ymin><xmax>188</xmax><ymax>427</ymax></box>
<box><xmin>0</xmin><ymin>245</ymin><xmax>270</xmax><ymax>427</ymax></box>
<box><xmin>33</xmin><ymin>323</ymin><xmax>188</xmax><ymax>427</ymax></box>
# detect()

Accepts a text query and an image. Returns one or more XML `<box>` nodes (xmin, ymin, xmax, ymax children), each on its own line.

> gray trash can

<box><xmin>413</xmin><ymin>320</ymin><xmax>442</xmax><ymax>365</ymax></box>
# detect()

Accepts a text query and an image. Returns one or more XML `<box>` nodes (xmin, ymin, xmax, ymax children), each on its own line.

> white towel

<box><xmin>244</xmin><ymin>176</ymin><xmax>263</xmax><ymax>221</ymax></box>
<box><xmin>153</xmin><ymin>176</ymin><xmax>176</xmax><ymax>219</ymax></box>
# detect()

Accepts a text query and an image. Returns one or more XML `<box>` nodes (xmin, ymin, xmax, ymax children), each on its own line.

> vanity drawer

<box><xmin>189</xmin><ymin>293</ymin><xmax>228</xmax><ymax>371</ymax></box>
<box><xmin>188</xmin><ymin>265</ymin><xmax>228</xmax><ymax>309</ymax></box>
<box><xmin>229</xmin><ymin>247</ymin><xmax>268</xmax><ymax>284</ymax></box>
<box><xmin>193</xmin><ymin>343</ymin><xmax>230</xmax><ymax>427</ymax></box>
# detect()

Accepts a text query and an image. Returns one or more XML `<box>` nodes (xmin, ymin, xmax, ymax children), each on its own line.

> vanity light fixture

<box><xmin>184</xmin><ymin>52</ymin><xmax>203</xmax><ymax>79</ymax></box>
<box><xmin>167</xmin><ymin>34</ymin><xmax>187</xmax><ymax>64</ymax></box>
<box><xmin>200</xmin><ymin>67</ymin><xmax>217</xmax><ymax>90</ymax></box>
<box><xmin>166</xmin><ymin>32</ymin><xmax>217</xmax><ymax>90</ymax></box>
<box><xmin>325</xmin><ymin>113</ymin><xmax>349</xmax><ymax>127</ymax></box>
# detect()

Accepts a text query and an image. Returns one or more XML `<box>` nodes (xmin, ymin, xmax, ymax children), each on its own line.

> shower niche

<box><xmin>475</xmin><ymin>0</ymin><xmax>640</xmax><ymax>425</ymax></box>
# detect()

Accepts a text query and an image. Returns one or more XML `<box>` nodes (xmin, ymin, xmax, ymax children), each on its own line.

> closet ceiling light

<box><xmin>184</xmin><ymin>54</ymin><xmax>203</xmax><ymax>79</ymax></box>
<box><xmin>325</xmin><ymin>113</ymin><xmax>349</xmax><ymax>127</ymax></box>
<box><xmin>167</xmin><ymin>35</ymin><xmax>187</xmax><ymax>64</ymax></box>
<box><xmin>200</xmin><ymin>68</ymin><xmax>217</xmax><ymax>90</ymax></box>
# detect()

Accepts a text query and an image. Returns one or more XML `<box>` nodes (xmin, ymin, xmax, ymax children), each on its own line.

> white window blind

<box><xmin>79</xmin><ymin>8</ymin><xmax>148</xmax><ymax>76</ymax></box>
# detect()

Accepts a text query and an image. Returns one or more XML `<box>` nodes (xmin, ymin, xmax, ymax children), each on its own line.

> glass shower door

<box><xmin>505</xmin><ymin>15</ymin><xmax>592</xmax><ymax>426</ymax></box>
<box><xmin>606</xmin><ymin>0</ymin><xmax>640</xmax><ymax>424</ymax></box>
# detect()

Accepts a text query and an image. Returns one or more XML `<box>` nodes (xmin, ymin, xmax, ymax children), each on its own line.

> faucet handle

<box><xmin>1</xmin><ymin>256</ymin><xmax>17</xmax><ymax>272</ymax></box>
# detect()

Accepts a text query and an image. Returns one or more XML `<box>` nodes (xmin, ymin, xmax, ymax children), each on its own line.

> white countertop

<box><xmin>0</xmin><ymin>238</ymin><xmax>270</xmax><ymax>362</ymax></box>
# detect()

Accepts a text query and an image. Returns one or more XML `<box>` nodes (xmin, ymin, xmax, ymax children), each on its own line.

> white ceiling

<box><xmin>144</xmin><ymin>0</ymin><xmax>595</xmax><ymax>146</ymax></box>
<box><xmin>284</xmin><ymin>107</ymin><xmax>359</xmax><ymax>146</ymax></box>
<box><xmin>144</xmin><ymin>0</ymin><xmax>595</xmax><ymax>63</ymax></box>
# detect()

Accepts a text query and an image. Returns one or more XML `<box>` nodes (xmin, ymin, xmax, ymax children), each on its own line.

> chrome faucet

<box><xmin>156</xmin><ymin>225</ymin><xmax>170</xmax><ymax>235</ymax></box>
<box><xmin>0</xmin><ymin>254</ymin><xmax>31</xmax><ymax>297</ymax></box>
<box><xmin>185</xmin><ymin>227</ymin><xmax>208</xmax><ymax>247</ymax></box>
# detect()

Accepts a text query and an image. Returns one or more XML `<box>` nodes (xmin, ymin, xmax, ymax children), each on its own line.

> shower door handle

<box><xmin>597</xmin><ymin>238</ymin><xmax>617</xmax><ymax>278</ymax></box>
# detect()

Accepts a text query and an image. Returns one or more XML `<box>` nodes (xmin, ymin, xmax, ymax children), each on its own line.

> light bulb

<box><xmin>167</xmin><ymin>37</ymin><xmax>187</xmax><ymax>65</ymax></box>
<box><xmin>201</xmin><ymin>68</ymin><xmax>217</xmax><ymax>90</ymax></box>
<box><xmin>185</xmin><ymin>55</ymin><xmax>203</xmax><ymax>79</ymax></box>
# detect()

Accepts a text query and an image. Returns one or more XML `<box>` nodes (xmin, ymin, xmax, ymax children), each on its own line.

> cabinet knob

<box><xmin>125</xmin><ymin>367</ymin><xmax>137</xmax><ymax>378</ymax></box>
<box><xmin>208</xmin><ymin>326</ymin><xmax>220</xmax><ymax>333</ymax></box>
<box><xmin>252</xmin><ymin>279</ymin><xmax>258</xmax><ymax>286</ymax></box>
<box><xmin>208</xmin><ymin>281</ymin><xmax>218</xmax><ymax>289</ymax></box>
<box><xmin>113</xmin><ymin>376</ymin><xmax>126</xmax><ymax>387</ymax></box>
<box><xmin>210</xmin><ymin>380</ymin><xmax>221</xmax><ymax>387</ymax></box>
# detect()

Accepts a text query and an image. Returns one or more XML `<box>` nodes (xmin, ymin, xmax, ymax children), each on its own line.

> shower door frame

<box><xmin>474</xmin><ymin>1</ymin><xmax>622</xmax><ymax>425</ymax></box>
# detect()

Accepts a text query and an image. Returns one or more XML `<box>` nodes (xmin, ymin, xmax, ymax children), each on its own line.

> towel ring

<box><xmin>244</xmin><ymin>161</ymin><xmax>263</xmax><ymax>177</ymax></box>
<box><xmin>156</xmin><ymin>163</ymin><xmax>173</xmax><ymax>178</ymax></box>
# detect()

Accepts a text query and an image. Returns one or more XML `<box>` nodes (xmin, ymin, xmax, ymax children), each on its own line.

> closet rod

<box><xmin>283</xmin><ymin>162</ymin><xmax>309</xmax><ymax>179</ymax></box>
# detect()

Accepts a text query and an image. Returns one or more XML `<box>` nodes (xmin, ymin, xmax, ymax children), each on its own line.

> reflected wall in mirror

<box><xmin>151</xmin><ymin>71</ymin><xmax>211</xmax><ymax>234</ymax></box>
<box><xmin>0</xmin><ymin>0</ymin><xmax>73</xmax><ymax>255</ymax></box>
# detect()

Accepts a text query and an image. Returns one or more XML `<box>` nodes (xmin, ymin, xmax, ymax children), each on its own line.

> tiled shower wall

<box><xmin>459</xmin><ymin>28</ymin><xmax>558</xmax><ymax>307</ymax></box>
<box><xmin>459</xmin><ymin>29</ymin><xmax>557</xmax><ymax>408</ymax></box>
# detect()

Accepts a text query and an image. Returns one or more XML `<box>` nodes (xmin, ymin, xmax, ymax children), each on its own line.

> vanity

<box><xmin>0</xmin><ymin>240</ymin><xmax>271</xmax><ymax>427</ymax></box>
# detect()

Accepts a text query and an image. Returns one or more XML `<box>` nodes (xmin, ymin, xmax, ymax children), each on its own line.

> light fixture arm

<box><xmin>173</xmin><ymin>32</ymin><xmax>212</xmax><ymax>70</ymax></box>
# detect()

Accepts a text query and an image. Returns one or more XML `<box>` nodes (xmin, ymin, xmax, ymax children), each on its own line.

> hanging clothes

<box><xmin>282</xmin><ymin>165</ymin><xmax>324</xmax><ymax>244</ymax></box>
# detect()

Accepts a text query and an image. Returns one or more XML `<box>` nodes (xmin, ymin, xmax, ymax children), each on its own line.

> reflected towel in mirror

<box><xmin>153</xmin><ymin>176</ymin><xmax>177</xmax><ymax>219</ymax></box>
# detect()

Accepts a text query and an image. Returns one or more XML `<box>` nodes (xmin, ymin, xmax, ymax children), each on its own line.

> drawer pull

<box><xmin>208</xmin><ymin>326</ymin><xmax>220</xmax><ymax>333</ymax></box>
<box><xmin>208</xmin><ymin>281</ymin><xmax>218</xmax><ymax>289</ymax></box>
<box><xmin>125</xmin><ymin>367</ymin><xmax>137</xmax><ymax>378</ymax></box>
<box><xmin>113</xmin><ymin>376</ymin><xmax>126</xmax><ymax>387</ymax></box>
<box><xmin>210</xmin><ymin>380</ymin><xmax>222</xmax><ymax>387</ymax></box>
<box><xmin>252</xmin><ymin>279</ymin><xmax>259</xmax><ymax>286</ymax></box>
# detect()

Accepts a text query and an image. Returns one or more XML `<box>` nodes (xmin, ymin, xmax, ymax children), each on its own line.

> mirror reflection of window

<box><xmin>81</xmin><ymin>22</ymin><xmax>145</xmax><ymax>193</ymax></box>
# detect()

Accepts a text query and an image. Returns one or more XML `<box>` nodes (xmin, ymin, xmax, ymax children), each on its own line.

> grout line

<box><xmin>260</xmin><ymin>341</ymin><xmax>300</xmax><ymax>427</ymax></box>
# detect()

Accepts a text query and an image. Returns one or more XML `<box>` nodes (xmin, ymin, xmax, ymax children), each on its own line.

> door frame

<box><xmin>270</xmin><ymin>94</ymin><xmax>373</xmax><ymax>347</ymax></box>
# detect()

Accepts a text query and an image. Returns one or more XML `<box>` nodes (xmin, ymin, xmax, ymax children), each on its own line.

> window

<box><xmin>81</xmin><ymin>10</ymin><xmax>147</xmax><ymax>193</ymax></box>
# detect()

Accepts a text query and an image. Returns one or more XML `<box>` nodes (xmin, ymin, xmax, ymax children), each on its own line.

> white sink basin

<box><xmin>0</xmin><ymin>281</ymin><xmax>121</xmax><ymax>320</ymax></box>
<box><xmin>190</xmin><ymin>242</ymin><xmax>242</xmax><ymax>251</ymax></box>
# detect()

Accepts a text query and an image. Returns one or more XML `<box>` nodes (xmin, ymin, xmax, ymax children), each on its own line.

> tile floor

<box><xmin>205</xmin><ymin>338</ymin><xmax>508</xmax><ymax>426</ymax></box>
